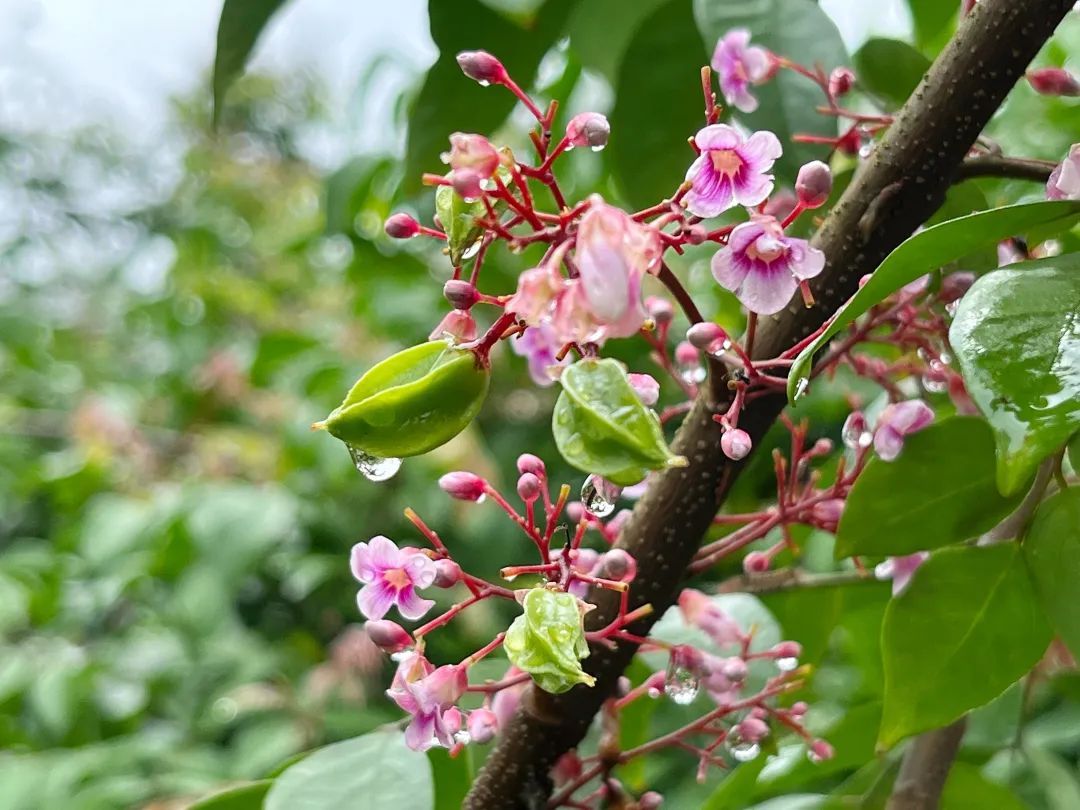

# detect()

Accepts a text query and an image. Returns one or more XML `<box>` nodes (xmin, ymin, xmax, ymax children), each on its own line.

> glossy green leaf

<box><xmin>435</xmin><ymin>185</ymin><xmax>486</xmax><ymax>266</ymax></box>
<box><xmin>553</xmin><ymin>357</ymin><xmax>684</xmax><ymax>485</ymax></box>
<box><xmin>879</xmin><ymin>543</ymin><xmax>1052</xmax><ymax>748</ymax></box>
<box><xmin>318</xmin><ymin>340</ymin><xmax>490</xmax><ymax>458</ymax></box>
<box><xmin>853</xmin><ymin>38</ymin><xmax>930</xmax><ymax>109</ymax></box>
<box><xmin>428</xmin><ymin>746</ymin><xmax>473</xmax><ymax>810</ymax></box>
<box><xmin>504</xmin><ymin>587</ymin><xmax>595</xmax><ymax>694</ymax></box>
<box><xmin>190</xmin><ymin>781</ymin><xmax>272</xmax><ymax>810</ymax></box>
<box><xmin>265</xmin><ymin>730</ymin><xmax>432</xmax><ymax>810</ymax></box>
<box><xmin>212</xmin><ymin>0</ymin><xmax>289</xmax><ymax>125</ymax></box>
<box><xmin>609</xmin><ymin>0</ymin><xmax>705</xmax><ymax>209</ymax></box>
<box><xmin>835</xmin><ymin>418</ymin><xmax>1022</xmax><ymax>559</ymax></box>
<box><xmin>1069</xmin><ymin>433</ymin><xmax>1080</xmax><ymax>474</ymax></box>
<box><xmin>906</xmin><ymin>0</ymin><xmax>957</xmax><ymax>57</ymax></box>
<box><xmin>950</xmin><ymin>256</ymin><xmax>1080</xmax><ymax>495</ymax></box>
<box><xmin>403</xmin><ymin>0</ymin><xmax>578</xmax><ymax>191</ymax></box>
<box><xmin>694</xmin><ymin>0</ymin><xmax>849</xmax><ymax>179</ymax></box>
<box><xmin>1023</xmin><ymin>489</ymin><xmax>1080</xmax><ymax>660</ymax></box>
<box><xmin>940</xmin><ymin>763</ymin><xmax>1026</xmax><ymax>810</ymax></box>
<box><xmin>1026</xmin><ymin>746</ymin><xmax>1080</xmax><ymax>810</ymax></box>
<box><xmin>788</xmin><ymin>201</ymin><xmax>1080</xmax><ymax>402</ymax></box>
<box><xmin>568</xmin><ymin>0</ymin><xmax>670</xmax><ymax>81</ymax></box>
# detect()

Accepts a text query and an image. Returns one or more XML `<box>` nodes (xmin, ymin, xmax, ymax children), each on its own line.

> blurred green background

<box><xmin>2</xmin><ymin>1</ymin><xmax>1078</xmax><ymax>807</ymax></box>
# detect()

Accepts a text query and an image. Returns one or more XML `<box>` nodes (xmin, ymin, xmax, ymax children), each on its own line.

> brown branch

<box><xmin>885</xmin><ymin>718</ymin><xmax>967</xmax><ymax>809</ymax></box>
<box><xmin>955</xmin><ymin>154</ymin><xmax>1057</xmax><ymax>182</ymax></box>
<box><xmin>715</xmin><ymin>568</ymin><xmax>877</xmax><ymax>595</ymax></box>
<box><xmin>464</xmin><ymin>2</ymin><xmax>1074</xmax><ymax>807</ymax></box>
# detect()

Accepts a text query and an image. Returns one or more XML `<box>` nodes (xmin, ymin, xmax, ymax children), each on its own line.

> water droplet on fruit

<box><xmin>347</xmin><ymin>445</ymin><xmax>402</xmax><ymax>482</ymax></box>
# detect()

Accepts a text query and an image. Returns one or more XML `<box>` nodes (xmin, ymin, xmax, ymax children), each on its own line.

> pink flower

<box><xmin>1047</xmin><ymin>144</ymin><xmax>1080</xmax><ymax>201</ymax></box>
<box><xmin>685</xmin><ymin>125</ymin><xmax>781</xmax><ymax>218</ymax></box>
<box><xmin>505</xmin><ymin>263</ymin><xmax>563</xmax><ymax>325</ymax></box>
<box><xmin>444</xmin><ymin>133</ymin><xmax>501</xmax><ymax>201</ymax></box>
<box><xmin>711</xmin><ymin>215</ymin><xmax>825</xmax><ymax>314</ymax></box>
<box><xmin>386</xmin><ymin>653</ymin><xmax>468</xmax><ymax>751</ymax></box>
<box><xmin>565</xmin><ymin>112</ymin><xmax>610</xmax><ymax>149</ymax></box>
<box><xmin>874</xmin><ymin>400</ymin><xmax>934</xmax><ymax>461</ymax></box>
<box><xmin>351</xmin><ymin>536</ymin><xmax>436</xmax><ymax>621</ymax></box>
<box><xmin>510</xmin><ymin>322</ymin><xmax>566</xmax><ymax>386</ymax></box>
<box><xmin>678</xmin><ymin>588</ymin><xmax>743</xmax><ymax>647</ymax></box>
<box><xmin>876</xmin><ymin>551</ymin><xmax>929</xmax><ymax>595</ymax></box>
<box><xmin>711</xmin><ymin>30</ymin><xmax>771</xmax><ymax>113</ymax></box>
<box><xmin>627</xmin><ymin>373</ymin><xmax>660</xmax><ymax>406</ymax></box>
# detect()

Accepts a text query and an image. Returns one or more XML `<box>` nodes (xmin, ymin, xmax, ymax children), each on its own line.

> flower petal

<box><xmin>735</xmin><ymin>261</ymin><xmax>798</xmax><ymax>315</ymax></box>
<box><xmin>396</xmin><ymin>587</ymin><xmax>436</xmax><ymax>621</ymax></box>
<box><xmin>404</xmin><ymin>552</ymin><xmax>437</xmax><ymax>588</ymax></box>
<box><xmin>711</xmin><ymin>246</ymin><xmax>750</xmax><ymax>292</ymax></box>
<box><xmin>874</xmin><ymin>426</ymin><xmax>904</xmax><ymax>461</ymax></box>
<box><xmin>741</xmin><ymin>130</ymin><xmax>783</xmax><ymax>167</ymax></box>
<box><xmin>357</xmin><ymin>580</ymin><xmax>396</xmax><ymax>620</ymax></box>
<box><xmin>787</xmin><ymin>239</ymin><xmax>826</xmax><ymax>280</ymax></box>
<box><xmin>693</xmin><ymin>123</ymin><xmax>742</xmax><ymax>152</ymax></box>
<box><xmin>404</xmin><ymin>711</ymin><xmax>440</xmax><ymax>751</ymax></box>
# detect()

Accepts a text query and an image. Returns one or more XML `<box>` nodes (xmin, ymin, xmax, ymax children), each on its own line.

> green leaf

<box><xmin>428</xmin><ymin>746</ymin><xmax>473</xmax><ymax>810</ymax></box>
<box><xmin>1024</xmin><ymin>489</ymin><xmax>1080</xmax><ymax>660</ymax></box>
<box><xmin>835</xmin><ymin>418</ymin><xmax>1022</xmax><ymax>559</ymax></box>
<box><xmin>1026</xmin><ymin>746</ymin><xmax>1080</xmax><ymax>810</ymax></box>
<box><xmin>505</xmin><ymin>587</ymin><xmax>594</xmax><ymax>694</ymax></box>
<box><xmin>403</xmin><ymin>0</ymin><xmax>578</xmax><ymax>191</ymax></box>
<box><xmin>879</xmin><ymin>543</ymin><xmax>1052</xmax><ymax>748</ymax></box>
<box><xmin>906</xmin><ymin>0</ymin><xmax>957</xmax><ymax>57</ymax></box>
<box><xmin>435</xmin><ymin>185</ymin><xmax>487</xmax><ymax>266</ymax></box>
<box><xmin>1069</xmin><ymin>433</ymin><xmax>1080</xmax><ymax>474</ymax></box>
<box><xmin>265</xmin><ymin>730</ymin><xmax>433</xmax><ymax>810</ymax></box>
<box><xmin>610</xmin><ymin>0</ymin><xmax>706</xmax><ymax>208</ymax></box>
<box><xmin>189</xmin><ymin>781</ymin><xmax>272</xmax><ymax>810</ymax></box>
<box><xmin>853</xmin><ymin>38</ymin><xmax>930</xmax><ymax>109</ymax></box>
<box><xmin>940</xmin><ymin>763</ymin><xmax>1025</xmax><ymax>810</ymax></box>
<box><xmin>212</xmin><ymin>0</ymin><xmax>289</xmax><ymax>126</ymax></box>
<box><xmin>788</xmin><ymin>201</ymin><xmax>1080</xmax><ymax>402</ymax></box>
<box><xmin>553</xmin><ymin>357</ymin><xmax>684</xmax><ymax>485</ymax></box>
<box><xmin>568</xmin><ymin>0</ymin><xmax>671</xmax><ymax>81</ymax></box>
<box><xmin>693</xmin><ymin>0</ymin><xmax>849</xmax><ymax>179</ymax></box>
<box><xmin>950</xmin><ymin>256</ymin><xmax>1080</xmax><ymax>495</ymax></box>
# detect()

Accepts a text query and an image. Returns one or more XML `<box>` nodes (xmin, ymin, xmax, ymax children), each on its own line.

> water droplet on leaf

<box><xmin>581</xmin><ymin>474</ymin><xmax>620</xmax><ymax>517</ymax></box>
<box><xmin>793</xmin><ymin>377</ymin><xmax>810</xmax><ymax>400</ymax></box>
<box><xmin>347</xmin><ymin>445</ymin><xmax>402</xmax><ymax>482</ymax></box>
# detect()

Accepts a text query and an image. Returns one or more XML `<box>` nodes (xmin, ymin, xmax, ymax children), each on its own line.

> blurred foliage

<box><xmin>2</xmin><ymin>2</ymin><xmax>1080</xmax><ymax>808</ymax></box>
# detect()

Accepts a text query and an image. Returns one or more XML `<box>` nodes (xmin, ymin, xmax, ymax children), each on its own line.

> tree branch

<box><xmin>955</xmin><ymin>154</ymin><xmax>1057</xmax><ymax>182</ymax></box>
<box><xmin>886</xmin><ymin>719</ymin><xmax>967</xmax><ymax>810</ymax></box>
<box><xmin>464</xmin><ymin>3</ymin><xmax>1074</xmax><ymax>807</ymax></box>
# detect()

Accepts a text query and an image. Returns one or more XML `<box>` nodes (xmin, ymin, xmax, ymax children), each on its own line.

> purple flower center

<box><xmin>709</xmin><ymin>149</ymin><xmax>744</xmax><ymax>176</ymax></box>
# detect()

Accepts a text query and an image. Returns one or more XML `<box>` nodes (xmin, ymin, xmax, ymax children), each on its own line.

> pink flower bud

<box><xmin>426</xmin><ymin>664</ymin><xmax>468</xmax><ymax>705</ymax></box>
<box><xmin>809</xmin><ymin>739</ymin><xmax>835</xmax><ymax>762</ymax></box>
<box><xmin>721</xmin><ymin>428</ymin><xmax>752</xmax><ymax>461</ymax></box>
<box><xmin>763</xmin><ymin>189</ymin><xmax>797</xmax><ymax>220</ymax></box>
<box><xmin>639</xmin><ymin>791</ymin><xmax>664</xmax><ymax>809</ymax></box>
<box><xmin>438</xmin><ymin>471</ymin><xmax>487</xmax><ymax>501</ymax></box>
<box><xmin>429</xmin><ymin>309</ymin><xmax>477</xmax><ymax>343</ymax></box>
<box><xmin>455</xmin><ymin>50</ymin><xmax>508</xmax><ymax>86</ymax></box>
<box><xmin>597</xmin><ymin>549</ymin><xmax>637</xmax><ymax>582</ymax></box>
<box><xmin>683</xmin><ymin>224</ymin><xmax>708</xmax><ymax>245</ymax></box>
<box><xmin>617</xmin><ymin>676</ymin><xmax>631</xmax><ymax>696</ymax></box>
<box><xmin>444</xmin><ymin>279</ymin><xmax>480</xmax><ymax>309</ymax></box>
<box><xmin>810</xmin><ymin>498</ymin><xmax>845</xmax><ymax>532</ymax></box>
<box><xmin>772</xmin><ymin>641</ymin><xmax>802</xmax><ymax>659</ymax></box>
<box><xmin>686</xmin><ymin>322</ymin><xmax>727</xmax><ymax>351</ymax></box>
<box><xmin>671</xmin><ymin>644</ymin><xmax>705</xmax><ymax>674</ymax></box>
<box><xmin>809</xmin><ymin>438</ymin><xmax>834</xmax><ymax>456</ymax></box>
<box><xmin>678</xmin><ymin>588</ymin><xmax>743</xmax><ymax>645</ymax></box>
<box><xmin>961</xmin><ymin>0</ymin><xmax>977</xmax><ymax>15</ymax></box>
<box><xmin>645</xmin><ymin>296</ymin><xmax>674</xmax><ymax>324</ymax></box>
<box><xmin>737</xmin><ymin>716</ymin><xmax>770</xmax><ymax>743</ymax></box>
<box><xmin>790</xmin><ymin>701</ymin><xmax>809</xmax><ymax>717</ymax></box>
<box><xmin>795</xmin><ymin>161</ymin><xmax>833</xmax><ymax>209</ymax></box>
<box><xmin>565</xmin><ymin>112</ymin><xmax>610</xmax><ymax>149</ymax></box>
<box><xmin>828</xmin><ymin>66</ymin><xmax>855</xmax><ymax>97</ymax></box>
<box><xmin>516</xmin><ymin>472</ymin><xmax>541</xmax><ymax>503</ymax></box>
<box><xmin>1027</xmin><ymin>67</ymin><xmax>1080</xmax><ymax>97</ymax></box>
<box><xmin>552</xmin><ymin>751</ymin><xmax>583</xmax><ymax>785</ymax></box>
<box><xmin>450</xmin><ymin>168</ymin><xmax>484</xmax><ymax>201</ymax></box>
<box><xmin>384</xmin><ymin>212</ymin><xmax>420</xmax><ymax>239</ymax></box>
<box><xmin>720</xmin><ymin>657</ymin><xmax>747</xmax><ymax>682</ymax></box>
<box><xmin>566</xmin><ymin>501</ymin><xmax>585</xmax><ymax>523</ymax></box>
<box><xmin>364</xmin><ymin>619</ymin><xmax>413</xmax><ymax>653</ymax></box>
<box><xmin>467</xmin><ymin>707</ymin><xmax>499</xmax><ymax>744</ymax></box>
<box><xmin>446</xmin><ymin>132</ymin><xmax>500</xmax><ymax>177</ymax></box>
<box><xmin>433</xmin><ymin>558</ymin><xmax>462</xmax><ymax>588</ymax></box>
<box><xmin>742</xmin><ymin>550</ymin><xmax>770</xmax><ymax>573</ymax></box>
<box><xmin>627</xmin><ymin>373</ymin><xmax>660</xmax><ymax>406</ymax></box>
<box><xmin>674</xmin><ymin>341</ymin><xmax>699</xmax><ymax>365</ymax></box>
<box><xmin>516</xmin><ymin>453</ymin><xmax>546</xmax><ymax>477</ymax></box>
<box><xmin>837</xmin><ymin>126</ymin><xmax>862</xmax><ymax>156</ymax></box>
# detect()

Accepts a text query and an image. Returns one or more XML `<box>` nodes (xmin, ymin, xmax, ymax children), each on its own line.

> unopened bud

<box><xmin>442</xmin><ymin>706</ymin><xmax>463</xmax><ymax>735</ymax></box>
<box><xmin>627</xmin><ymin>373</ymin><xmax>660</xmax><ymax>406</ymax></box>
<box><xmin>597</xmin><ymin>549</ymin><xmax>637</xmax><ymax>582</ymax></box>
<box><xmin>450</xmin><ymin>168</ymin><xmax>484</xmax><ymax>201</ymax></box>
<box><xmin>565</xmin><ymin>112</ymin><xmax>610</xmax><ymax>149</ymax></box>
<box><xmin>639</xmin><ymin>791</ymin><xmax>664</xmax><ymax>810</ymax></box>
<box><xmin>772</xmin><ymin>641</ymin><xmax>802</xmax><ymax>659</ymax></box>
<box><xmin>645</xmin><ymin>295</ymin><xmax>674</xmax><ymax>324</ymax></box>
<box><xmin>720</xmin><ymin>657</ymin><xmax>747</xmax><ymax>682</ymax></box>
<box><xmin>456</xmin><ymin>50</ymin><xmax>508</xmax><ymax>86</ymax></box>
<box><xmin>429</xmin><ymin>309</ymin><xmax>477</xmax><ymax>342</ymax></box>
<box><xmin>721</xmin><ymin>428</ymin><xmax>752</xmax><ymax>461</ymax></box>
<box><xmin>467</xmin><ymin>707</ymin><xmax>499</xmax><ymax>744</ymax></box>
<box><xmin>796</xmin><ymin>161</ymin><xmax>833</xmax><ymax>209</ymax></box>
<box><xmin>364</xmin><ymin>619</ymin><xmax>413</xmax><ymax>653</ymax></box>
<box><xmin>790</xmin><ymin>701</ymin><xmax>809</xmax><ymax>717</ymax></box>
<box><xmin>566</xmin><ymin>501</ymin><xmax>585</xmax><ymax>523</ymax></box>
<box><xmin>444</xmin><ymin>279</ymin><xmax>480</xmax><ymax>309</ymax></box>
<box><xmin>384</xmin><ymin>212</ymin><xmax>420</xmax><ymax>239</ymax></box>
<box><xmin>837</xmin><ymin>126</ymin><xmax>862</xmax><ymax>156</ymax></box>
<box><xmin>809</xmin><ymin>739</ymin><xmax>835</xmax><ymax>762</ymax></box>
<box><xmin>811</xmin><ymin>498</ymin><xmax>845</xmax><ymax>531</ymax></box>
<box><xmin>737</xmin><ymin>716</ymin><xmax>770</xmax><ymax>743</ymax></box>
<box><xmin>438</xmin><ymin>471</ymin><xmax>487</xmax><ymax>501</ymax></box>
<box><xmin>433</xmin><ymin>558</ymin><xmax>462</xmax><ymax>588</ymax></box>
<box><xmin>686</xmin><ymin>322</ymin><xmax>727</xmax><ymax>351</ymax></box>
<box><xmin>617</xmin><ymin>676</ymin><xmax>632</xmax><ymax>696</ymax></box>
<box><xmin>517</xmin><ymin>472</ymin><xmax>542</xmax><ymax>503</ymax></box>
<box><xmin>1027</xmin><ymin>67</ymin><xmax>1080</xmax><ymax>97</ymax></box>
<box><xmin>828</xmin><ymin>66</ymin><xmax>855</xmax><ymax>97</ymax></box>
<box><xmin>742</xmin><ymin>550</ymin><xmax>770</xmax><ymax>573</ymax></box>
<box><xmin>683</xmin><ymin>223</ymin><xmax>708</xmax><ymax>245</ymax></box>
<box><xmin>674</xmin><ymin>341</ymin><xmax>699</xmax><ymax>365</ymax></box>
<box><xmin>516</xmin><ymin>453</ymin><xmax>546</xmax><ymax>477</ymax></box>
<box><xmin>810</xmin><ymin>438</ymin><xmax>834</xmax><ymax>456</ymax></box>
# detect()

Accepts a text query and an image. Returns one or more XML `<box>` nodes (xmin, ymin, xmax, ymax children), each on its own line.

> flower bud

<box><xmin>427</xmin><ymin>664</ymin><xmax>468</xmax><ymax>705</ymax></box>
<box><xmin>1027</xmin><ymin>67</ymin><xmax>1080</xmax><ymax>97</ymax></box>
<box><xmin>364</xmin><ymin>619</ymin><xmax>413</xmax><ymax>653</ymax></box>
<box><xmin>790</xmin><ymin>701</ymin><xmax>809</xmax><ymax>717</ymax></box>
<box><xmin>645</xmin><ymin>296</ymin><xmax>674</xmax><ymax>324</ymax></box>
<box><xmin>433</xmin><ymin>558</ymin><xmax>462</xmax><ymax>588</ymax></box>
<box><xmin>674</xmin><ymin>341</ymin><xmax>699</xmax><ymax>365</ymax></box>
<box><xmin>438</xmin><ymin>471</ymin><xmax>487</xmax><ymax>501</ymax></box>
<box><xmin>517</xmin><ymin>472</ymin><xmax>542</xmax><ymax>503</ymax></box>
<box><xmin>828</xmin><ymin>66</ymin><xmax>855</xmax><ymax>97</ymax></box>
<box><xmin>720</xmin><ymin>657</ymin><xmax>747</xmax><ymax>682</ymax></box>
<box><xmin>627</xmin><ymin>373</ymin><xmax>660</xmax><ymax>406</ymax></box>
<box><xmin>941</xmin><ymin>271</ymin><xmax>976</xmax><ymax>302</ymax></box>
<box><xmin>444</xmin><ymin>279</ymin><xmax>480</xmax><ymax>309</ymax></box>
<box><xmin>565</xmin><ymin>112</ymin><xmax>610</xmax><ymax>149</ymax></box>
<box><xmin>450</xmin><ymin>168</ymin><xmax>484</xmax><ymax>201</ymax></box>
<box><xmin>566</xmin><ymin>501</ymin><xmax>585</xmax><ymax>523</ymax></box>
<box><xmin>810</xmin><ymin>498</ymin><xmax>845</xmax><ymax>532</ymax></box>
<box><xmin>429</xmin><ymin>309</ymin><xmax>477</xmax><ymax>343</ymax></box>
<box><xmin>737</xmin><ymin>716</ymin><xmax>770</xmax><ymax>743</ymax></box>
<box><xmin>639</xmin><ymin>791</ymin><xmax>664</xmax><ymax>809</ymax></box>
<box><xmin>552</xmin><ymin>751</ymin><xmax>583</xmax><ymax>785</ymax></box>
<box><xmin>721</xmin><ymin>428</ymin><xmax>752</xmax><ymax>461</ymax></box>
<box><xmin>795</xmin><ymin>161</ymin><xmax>833</xmax><ymax>209</ymax></box>
<box><xmin>442</xmin><ymin>706</ymin><xmax>463</xmax><ymax>736</ymax></box>
<box><xmin>467</xmin><ymin>707</ymin><xmax>499</xmax><ymax>744</ymax></box>
<box><xmin>763</xmin><ymin>189</ymin><xmax>797</xmax><ymax>221</ymax></box>
<box><xmin>516</xmin><ymin>453</ymin><xmax>546</xmax><ymax>477</ymax></box>
<box><xmin>596</xmin><ymin>549</ymin><xmax>637</xmax><ymax>583</ymax></box>
<box><xmin>836</xmin><ymin>126</ymin><xmax>862</xmax><ymax>156</ymax></box>
<box><xmin>683</xmin><ymin>224</ymin><xmax>708</xmax><ymax>245</ymax></box>
<box><xmin>455</xmin><ymin>50</ymin><xmax>508</xmax><ymax>86</ymax></box>
<box><xmin>617</xmin><ymin>676</ymin><xmax>632</xmax><ymax>696</ymax></box>
<box><xmin>809</xmin><ymin>739</ymin><xmax>835</xmax><ymax>762</ymax></box>
<box><xmin>384</xmin><ymin>212</ymin><xmax>420</xmax><ymax>239</ymax></box>
<box><xmin>771</xmin><ymin>641</ymin><xmax>802</xmax><ymax>659</ymax></box>
<box><xmin>742</xmin><ymin>550</ymin><xmax>770</xmax><ymax>573</ymax></box>
<box><xmin>686</xmin><ymin>322</ymin><xmax>727</xmax><ymax>351</ymax></box>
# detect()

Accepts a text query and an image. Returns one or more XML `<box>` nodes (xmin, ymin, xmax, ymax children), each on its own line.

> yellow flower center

<box><xmin>384</xmin><ymin>567</ymin><xmax>411</xmax><ymax>589</ymax></box>
<box><xmin>710</xmin><ymin>149</ymin><xmax>743</xmax><ymax>176</ymax></box>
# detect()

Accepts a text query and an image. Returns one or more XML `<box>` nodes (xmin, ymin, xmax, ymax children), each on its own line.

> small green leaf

<box><xmin>553</xmin><ymin>358</ymin><xmax>683</xmax><ymax>485</ymax></box>
<box><xmin>504</xmin><ymin>587</ymin><xmax>595</xmax><ymax>694</ymax></box>
<box><xmin>879</xmin><ymin>543</ymin><xmax>1052</xmax><ymax>748</ymax></box>
<box><xmin>906</xmin><ymin>0</ymin><xmax>957</xmax><ymax>57</ymax></box>
<box><xmin>1024</xmin><ymin>489</ymin><xmax>1080</xmax><ymax>660</ymax></box>
<box><xmin>265</xmin><ymin>730</ymin><xmax>432</xmax><ymax>810</ymax></box>
<box><xmin>212</xmin><ymin>0</ymin><xmax>289</xmax><ymax>125</ymax></box>
<box><xmin>428</xmin><ymin>746</ymin><xmax>473</xmax><ymax>810</ymax></box>
<box><xmin>853</xmin><ymin>38</ymin><xmax>930</xmax><ymax>109</ymax></box>
<box><xmin>787</xmin><ymin>201</ymin><xmax>1080</xmax><ymax>402</ymax></box>
<box><xmin>189</xmin><ymin>782</ymin><xmax>272</xmax><ymax>810</ymax></box>
<box><xmin>940</xmin><ymin>763</ymin><xmax>1026</xmax><ymax>810</ymax></box>
<box><xmin>317</xmin><ymin>340</ymin><xmax>490</xmax><ymax>458</ymax></box>
<box><xmin>835</xmin><ymin>418</ymin><xmax>1022</xmax><ymax>559</ymax></box>
<box><xmin>435</xmin><ymin>185</ymin><xmax>487</xmax><ymax>266</ymax></box>
<box><xmin>950</xmin><ymin>256</ymin><xmax>1080</xmax><ymax>495</ymax></box>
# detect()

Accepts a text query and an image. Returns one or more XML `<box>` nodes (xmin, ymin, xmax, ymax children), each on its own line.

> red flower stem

<box><xmin>418</xmin><ymin>225</ymin><xmax>448</xmax><ymax>240</ymax></box>
<box><xmin>492</xmin><ymin>177</ymin><xmax>543</xmax><ymax>229</ymax></box>
<box><xmin>484</xmin><ymin>483</ymin><xmax>546</xmax><ymax>549</ymax></box>
<box><xmin>466</xmin><ymin>672</ymin><xmax>531</xmax><ymax>694</ymax></box>
<box><xmin>469</xmin><ymin>310</ymin><xmax>517</xmax><ymax>363</ymax></box>
<box><xmin>502</xmin><ymin>75</ymin><xmax>545</xmax><ymax>122</ymax></box>
<box><xmin>413</xmin><ymin>592</ymin><xmax>485</xmax><ymax>638</ymax></box>
<box><xmin>463</xmin><ymin>632</ymin><xmax>507</xmax><ymax>667</ymax></box>
<box><xmin>404</xmin><ymin>507</ymin><xmax>450</xmax><ymax>556</ymax></box>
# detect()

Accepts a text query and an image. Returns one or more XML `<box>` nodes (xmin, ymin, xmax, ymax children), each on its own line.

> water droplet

<box><xmin>664</xmin><ymin>659</ymin><xmax>700</xmax><ymax>705</ymax></box>
<box><xmin>680</xmin><ymin>365</ymin><xmax>707</xmax><ymax>384</ymax></box>
<box><xmin>858</xmin><ymin>143</ymin><xmax>873</xmax><ymax>159</ymax></box>
<box><xmin>347</xmin><ymin>445</ymin><xmax>402</xmax><ymax>482</ymax></box>
<box><xmin>938</xmin><ymin>350</ymin><xmax>952</xmax><ymax>366</ymax></box>
<box><xmin>793</xmin><ymin>377</ymin><xmax>810</xmax><ymax>400</ymax></box>
<box><xmin>776</xmin><ymin>656</ymin><xmax>799</xmax><ymax>672</ymax></box>
<box><xmin>461</xmin><ymin>238</ymin><xmax>483</xmax><ymax>260</ymax></box>
<box><xmin>729</xmin><ymin>740</ymin><xmax>761</xmax><ymax>762</ymax></box>
<box><xmin>590</xmin><ymin>144</ymin><xmax>606</xmax><ymax>152</ymax></box>
<box><xmin>581</xmin><ymin>474</ymin><xmax>620</xmax><ymax>517</ymax></box>
<box><xmin>945</xmin><ymin>300</ymin><xmax>960</xmax><ymax>317</ymax></box>
<box><xmin>874</xmin><ymin>559</ymin><xmax>895</xmax><ymax>580</ymax></box>
<box><xmin>477</xmin><ymin>79</ymin><xmax>491</xmax><ymax>87</ymax></box>
<box><xmin>841</xmin><ymin>421</ymin><xmax>873</xmax><ymax>450</ymax></box>
<box><xmin>453</xmin><ymin>729</ymin><xmax>471</xmax><ymax>745</ymax></box>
